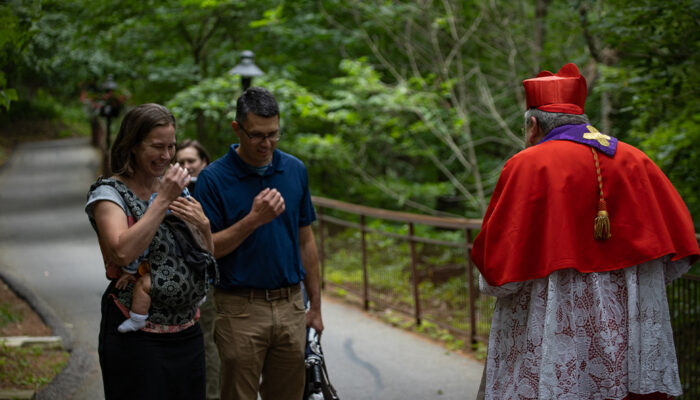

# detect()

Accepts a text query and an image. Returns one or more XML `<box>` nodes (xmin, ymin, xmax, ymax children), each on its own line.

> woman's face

<box><xmin>133</xmin><ymin>124</ymin><xmax>176</xmax><ymax>177</ymax></box>
<box><xmin>175</xmin><ymin>146</ymin><xmax>207</xmax><ymax>177</ymax></box>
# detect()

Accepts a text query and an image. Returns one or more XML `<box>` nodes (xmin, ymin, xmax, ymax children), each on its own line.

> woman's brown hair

<box><xmin>110</xmin><ymin>103</ymin><xmax>176</xmax><ymax>177</ymax></box>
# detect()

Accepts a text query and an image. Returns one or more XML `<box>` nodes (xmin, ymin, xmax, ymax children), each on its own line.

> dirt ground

<box><xmin>0</xmin><ymin>279</ymin><xmax>51</xmax><ymax>337</ymax></box>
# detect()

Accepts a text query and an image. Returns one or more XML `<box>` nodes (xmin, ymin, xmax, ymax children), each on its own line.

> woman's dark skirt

<box><xmin>98</xmin><ymin>284</ymin><xmax>205</xmax><ymax>400</ymax></box>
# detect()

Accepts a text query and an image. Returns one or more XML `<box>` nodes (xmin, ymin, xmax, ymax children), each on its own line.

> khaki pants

<box><xmin>214</xmin><ymin>288</ymin><xmax>306</xmax><ymax>400</ymax></box>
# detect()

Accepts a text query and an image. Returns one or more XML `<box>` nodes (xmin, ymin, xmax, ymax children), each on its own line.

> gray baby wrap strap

<box><xmin>89</xmin><ymin>178</ymin><xmax>214</xmax><ymax>326</ymax></box>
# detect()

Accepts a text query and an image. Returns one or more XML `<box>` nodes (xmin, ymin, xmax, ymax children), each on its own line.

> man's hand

<box><xmin>249</xmin><ymin>188</ymin><xmax>285</xmax><ymax>226</ymax></box>
<box><xmin>211</xmin><ymin>188</ymin><xmax>285</xmax><ymax>259</ymax></box>
<box><xmin>306</xmin><ymin>307</ymin><xmax>324</xmax><ymax>334</ymax></box>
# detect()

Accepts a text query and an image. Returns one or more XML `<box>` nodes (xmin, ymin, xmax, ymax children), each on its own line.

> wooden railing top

<box><xmin>312</xmin><ymin>196</ymin><xmax>483</xmax><ymax>230</ymax></box>
<box><xmin>314</xmin><ymin>197</ymin><xmax>700</xmax><ymax>242</ymax></box>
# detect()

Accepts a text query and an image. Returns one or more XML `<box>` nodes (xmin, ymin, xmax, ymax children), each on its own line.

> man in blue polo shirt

<box><xmin>194</xmin><ymin>87</ymin><xmax>323</xmax><ymax>400</ymax></box>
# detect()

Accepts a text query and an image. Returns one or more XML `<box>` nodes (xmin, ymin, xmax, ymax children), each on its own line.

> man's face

<box><xmin>234</xmin><ymin>113</ymin><xmax>280</xmax><ymax>167</ymax></box>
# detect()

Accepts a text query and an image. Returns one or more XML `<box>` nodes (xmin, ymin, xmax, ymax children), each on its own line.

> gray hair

<box><xmin>525</xmin><ymin>108</ymin><xmax>590</xmax><ymax>135</ymax></box>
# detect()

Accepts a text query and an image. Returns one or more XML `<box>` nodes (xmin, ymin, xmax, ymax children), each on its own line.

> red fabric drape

<box><xmin>472</xmin><ymin>140</ymin><xmax>699</xmax><ymax>286</ymax></box>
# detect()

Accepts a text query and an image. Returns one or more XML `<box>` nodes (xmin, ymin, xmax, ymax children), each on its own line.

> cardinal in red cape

<box><xmin>471</xmin><ymin>63</ymin><xmax>699</xmax><ymax>400</ymax></box>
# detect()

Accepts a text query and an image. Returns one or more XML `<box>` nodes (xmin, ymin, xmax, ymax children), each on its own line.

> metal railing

<box><xmin>313</xmin><ymin>196</ymin><xmax>700</xmax><ymax>397</ymax></box>
<box><xmin>667</xmin><ymin>247</ymin><xmax>699</xmax><ymax>399</ymax></box>
<box><xmin>312</xmin><ymin>196</ymin><xmax>487</xmax><ymax>344</ymax></box>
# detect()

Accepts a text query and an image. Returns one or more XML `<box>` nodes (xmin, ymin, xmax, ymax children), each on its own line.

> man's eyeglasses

<box><xmin>237</xmin><ymin>122</ymin><xmax>281</xmax><ymax>143</ymax></box>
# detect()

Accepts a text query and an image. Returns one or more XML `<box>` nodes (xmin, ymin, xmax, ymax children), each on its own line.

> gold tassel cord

<box><xmin>594</xmin><ymin>199</ymin><xmax>611</xmax><ymax>240</ymax></box>
<box><xmin>591</xmin><ymin>148</ymin><xmax>611</xmax><ymax>240</ymax></box>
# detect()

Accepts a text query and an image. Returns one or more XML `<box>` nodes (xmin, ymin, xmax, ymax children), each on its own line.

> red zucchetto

<box><xmin>523</xmin><ymin>63</ymin><xmax>587</xmax><ymax>114</ymax></box>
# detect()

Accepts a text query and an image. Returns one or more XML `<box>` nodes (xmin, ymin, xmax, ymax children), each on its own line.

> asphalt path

<box><xmin>0</xmin><ymin>138</ymin><xmax>484</xmax><ymax>400</ymax></box>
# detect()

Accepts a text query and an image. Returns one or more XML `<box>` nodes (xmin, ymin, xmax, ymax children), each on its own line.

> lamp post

<box><xmin>99</xmin><ymin>74</ymin><xmax>122</xmax><ymax>151</ymax></box>
<box><xmin>228</xmin><ymin>50</ymin><xmax>265</xmax><ymax>90</ymax></box>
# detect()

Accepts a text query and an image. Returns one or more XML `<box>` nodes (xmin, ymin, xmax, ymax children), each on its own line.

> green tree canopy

<box><xmin>1</xmin><ymin>0</ymin><xmax>698</xmax><ymax>225</ymax></box>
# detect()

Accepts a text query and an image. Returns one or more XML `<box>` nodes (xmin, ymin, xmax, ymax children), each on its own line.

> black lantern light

<box><xmin>228</xmin><ymin>50</ymin><xmax>265</xmax><ymax>90</ymax></box>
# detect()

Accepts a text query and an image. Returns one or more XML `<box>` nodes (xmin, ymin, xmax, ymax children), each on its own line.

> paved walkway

<box><xmin>0</xmin><ymin>138</ymin><xmax>484</xmax><ymax>400</ymax></box>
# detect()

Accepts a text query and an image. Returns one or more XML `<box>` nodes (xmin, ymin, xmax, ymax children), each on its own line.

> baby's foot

<box><xmin>118</xmin><ymin>311</ymin><xmax>148</xmax><ymax>333</ymax></box>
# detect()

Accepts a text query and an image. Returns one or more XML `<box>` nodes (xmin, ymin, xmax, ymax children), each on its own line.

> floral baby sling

<box><xmin>88</xmin><ymin>178</ymin><xmax>217</xmax><ymax>326</ymax></box>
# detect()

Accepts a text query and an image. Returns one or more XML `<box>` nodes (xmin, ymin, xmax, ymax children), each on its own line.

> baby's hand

<box><xmin>115</xmin><ymin>272</ymin><xmax>137</xmax><ymax>290</ymax></box>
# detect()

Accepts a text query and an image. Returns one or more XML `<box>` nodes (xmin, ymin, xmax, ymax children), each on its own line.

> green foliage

<box><xmin>1</xmin><ymin>0</ymin><xmax>699</xmax><ymax>223</ymax></box>
<box><xmin>585</xmin><ymin>0</ymin><xmax>700</xmax><ymax>226</ymax></box>
<box><xmin>0</xmin><ymin>89</ymin><xmax>89</xmax><ymax>130</ymax></box>
<box><xmin>167</xmin><ymin>73</ymin><xmax>332</xmax><ymax>158</ymax></box>
<box><xmin>167</xmin><ymin>74</ymin><xmax>241</xmax><ymax>152</ymax></box>
<box><xmin>0</xmin><ymin>85</ymin><xmax>18</xmax><ymax>111</ymax></box>
<box><xmin>635</xmin><ymin>111</ymin><xmax>700</xmax><ymax>227</ymax></box>
<box><xmin>0</xmin><ymin>0</ymin><xmax>41</xmax><ymax>111</ymax></box>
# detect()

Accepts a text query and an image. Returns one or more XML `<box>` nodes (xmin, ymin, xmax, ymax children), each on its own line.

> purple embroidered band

<box><xmin>540</xmin><ymin>124</ymin><xmax>617</xmax><ymax>157</ymax></box>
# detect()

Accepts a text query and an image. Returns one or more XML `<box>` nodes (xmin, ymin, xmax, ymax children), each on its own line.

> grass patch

<box><xmin>0</xmin><ymin>344</ymin><xmax>69</xmax><ymax>391</ymax></box>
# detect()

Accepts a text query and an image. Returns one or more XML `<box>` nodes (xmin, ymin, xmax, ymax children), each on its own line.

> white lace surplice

<box><xmin>480</xmin><ymin>256</ymin><xmax>690</xmax><ymax>400</ymax></box>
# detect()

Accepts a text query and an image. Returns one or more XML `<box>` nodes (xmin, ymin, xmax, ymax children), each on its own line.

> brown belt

<box><xmin>223</xmin><ymin>283</ymin><xmax>301</xmax><ymax>301</ymax></box>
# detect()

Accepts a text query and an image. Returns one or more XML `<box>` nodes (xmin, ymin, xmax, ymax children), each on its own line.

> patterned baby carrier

<box><xmin>88</xmin><ymin>178</ymin><xmax>218</xmax><ymax>326</ymax></box>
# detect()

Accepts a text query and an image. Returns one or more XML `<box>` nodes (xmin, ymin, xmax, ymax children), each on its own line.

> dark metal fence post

<box><xmin>466</xmin><ymin>228</ymin><xmax>477</xmax><ymax>344</ymax></box>
<box><xmin>409</xmin><ymin>223</ymin><xmax>422</xmax><ymax>325</ymax></box>
<box><xmin>361</xmin><ymin>215</ymin><xmax>369</xmax><ymax>311</ymax></box>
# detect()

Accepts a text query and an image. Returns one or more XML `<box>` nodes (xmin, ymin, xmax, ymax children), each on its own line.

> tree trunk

<box><xmin>533</xmin><ymin>0</ymin><xmax>551</xmax><ymax>72</ymax></box>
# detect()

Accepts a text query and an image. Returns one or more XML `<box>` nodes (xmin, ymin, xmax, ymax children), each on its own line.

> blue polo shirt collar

<box><xmin>227</xmin><ymin>144</ymin><xmax>284</xmax><ymax>179</ymax></box>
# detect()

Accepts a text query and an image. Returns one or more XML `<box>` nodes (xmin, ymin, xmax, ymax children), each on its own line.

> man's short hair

<box><xmin>235</xmin><ymin>87</ymin><xmax>280</xmax><ymax>124</ymax></box>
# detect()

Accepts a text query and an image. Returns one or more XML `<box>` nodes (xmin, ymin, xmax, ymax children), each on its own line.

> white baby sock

<box><xmin>118</xmin><ymin>311</ymin><xmax>148</xmax><ymax>333</ymax></box>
